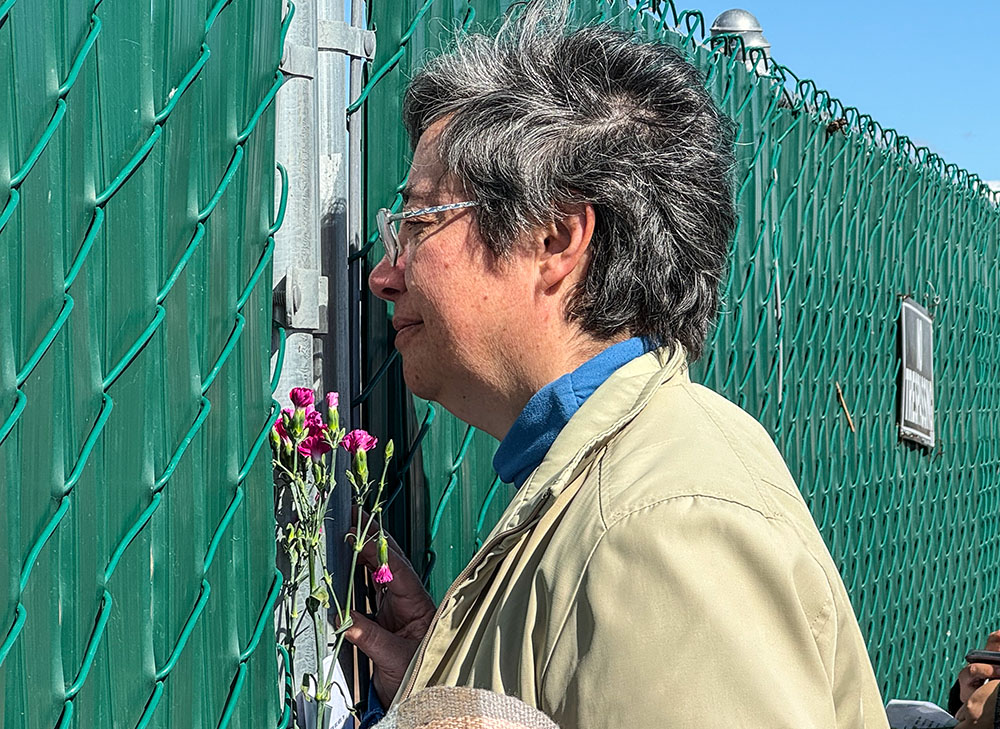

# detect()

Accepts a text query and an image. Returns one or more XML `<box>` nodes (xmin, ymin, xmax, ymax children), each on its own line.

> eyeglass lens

<box><xmin>377</xmin><ymin>209</ymin><xmax>399</xmax><ymax>264</ymax></box>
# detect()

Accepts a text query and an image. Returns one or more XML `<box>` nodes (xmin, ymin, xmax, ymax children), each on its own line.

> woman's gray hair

<box><xmin>402</xmin><ymin>1</ymin><xmax>736</xmax><ymax>359</ymax></box>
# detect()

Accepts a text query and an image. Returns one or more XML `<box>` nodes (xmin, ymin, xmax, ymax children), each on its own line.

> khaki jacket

<box><xmin>395</xmin><ymin>347</ymin><xmax>889</xmax><ymax>728</ymax></box>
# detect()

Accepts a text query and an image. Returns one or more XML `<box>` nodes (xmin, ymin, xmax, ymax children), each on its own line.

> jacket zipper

<box><xmin>399</xmin><ymin>491</ymin><xmax>552</xmax><ymax>701</ymax></box>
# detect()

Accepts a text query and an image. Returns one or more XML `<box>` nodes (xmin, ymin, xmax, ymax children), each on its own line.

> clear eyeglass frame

<box><xmin>375</xmin><ymin>201</ymin><xmax>479</xmax><ymax>265</ymax></box>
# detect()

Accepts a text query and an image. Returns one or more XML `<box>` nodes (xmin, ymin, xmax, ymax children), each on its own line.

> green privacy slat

<box><xmin>10</xmin><ymin>99</ymin><xmax>66</xmax><ymax>186</ymax></box>
<box><xmin>201</xmin><ymin>313</ymin><xmax>246</xmax><ymax>393</ymax></box>
<box><xmin>240</xmin><ymin>568</ymin><xmax>283</xmax><ymax>661</ymax></box>
<box><xmin>134</xmin><ymin>682</ymin><xmax>165</xmax><ymax>729</ymax></box>
<box><xmin>237</xmin><ymin>72</ymin><xmax>285</xmax><ymax>142</ymax></box>
<box><xmin>15</xmin><ymin>295</ymin><xmax>73</xmax><ymax>385</ymax></box>
<box><xmin>197</xmin><ymin>145</ymin><xmax>245</xmax><ymax>220</ymax></box>
<box><xmin>18</xmin><ymin>495</ymin><xmax>72</xmax><ymax>593</ymax></box>
<box><xmin>202</xmin><ymin>486</ymin><xmax>245</xmax><ymax>573</ymax></box>
<box><xmin>346</xmin><ymin>0</ymin><xmax>439</xmax><ymax>115</ymax></box>
<box><xmin>352</xmin><ymin>349</ymin><xmax>400</xmax><ymax>407</ymax></box>
<box><xmin>385</xmin><ymin>401</ymin><xmax>437</xmax><ymax>508</ymax></box>
<box><xmin>104</xmin><ymin>494</ymin><xmax>162</xmax><ymax>581</ymax></box>
<box><xmin>63</xmin><ymin>207</ymin><xmax>105</xmax><ymax>290</ymax></box>
<box><xmin>64</xmin><ymin>589</ymin><xmax>112</xmax><ymax>698</ymax></box>
<box><xmin>217</xmin><ymin>662</ymin><xmax>248</xmax><ymax>729</ymax></box>
<box><xmin>95</xmin><ymin>125</ymin><xmax>163</xmax><ymax>205</ymax></box>
<box><xmin>157</xmin><ymin>224</ymin><xmax>206</xmax><ymax>303</ymax></box>
<box><xmin>61</xmin><ymin>393</ymin><xmax>114</xmax><ymax>495</ymax></box>
<box><xmin>101</xmin><ymin>305</ymin><xmax>165</xmax><ymax>389</ymax></box>
<box><xmin>271</xmin><ymin>327</ymin><xmax>286</xmax><ymax>393</ymax></box>
<box><xmin>0</xmin><ymin>389</ymin><xmax>27</xmax><ymax>445</ymax></box>
<box><xmin>0</xmin><ymin>604</ymin><xmax>26</xmax><ymax>665</ymax></box>
<box><xmin>154</xmin><ymin>396</ymin><xmax>212</xmax><ymax>492</ymax></box>
<box><xmin>154</xmin><ymin>580</ymin><xmax>211</xmax><ymax>680</ymax></box>
<box><xmin>0</xmin><ymin>189</ymin><xmax>19</xmax><ymax>233</ymax></box>
<box><xmin>154</xmin><ymin>44</ymin><xmax>210</xmax><ymax>123</ymax></box>
<box><xmin>428</xmin><ymin>426</ymin><xmax>476</xmax><ymax>541</ymax></box>
<box><xmin>57</xmin><ymin>14</ymin><xmax>101</xmax><ymax>97</ymax></box>
<box><xmin>204</xmin><ymin>0</ymin><xmax>233</xmax><ymax>34</ymax></box>
<box><xmin>363</xmin><ymin>0</ymin><xmax>1000</xmax><ymax>708</ymax></box>
<box><xmin>237</xmin><ymin>400</ymin><xmax>280</xmax><ymax>483</ymax></box>
<box><xmin>55</xmin><ymin>701</ymin><xmax>73</xmax><ymax>729</ymax></box>
<box><xmin>236</xmin><ymin>236</ymin><xmax>275</xmax><ymax>311</ymax></box>
<box><xmin>0</xmin><ymin>0</ymin><xmax>15</xmax><ymax>21</ymax></box>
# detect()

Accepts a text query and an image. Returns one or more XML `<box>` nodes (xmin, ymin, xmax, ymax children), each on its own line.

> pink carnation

<box><xmin>325</xmin><ymin>392</ymin><xmax>338</xmax><ymax>409</ymax></box>
<box><xmin>372</xmin><ymin>564</ymin><xmax>393</xmax><ymax>585</ymax></box>
<box><xmin>304</xmin><ymin>406</ymin><xmax>325</xmax><ymax>435</ymax></box>
<box><xmin>289</xmin><ymin>387</ymin><xmax>314</xmax><ymax>409</ymax></box>
<box><xmin>341</xmin><ymin>429</ymin><xmax>377</xmax><ymax>454</ymax></box>
<box><xmin>274</xmin><ymin>411</ymin><xmax>292</xmax><ymax>443</ymax></box>
<box><xmin>298</xmin><ymin>434</ymin><xmax>332</xmax><ymax>460</ymax></box>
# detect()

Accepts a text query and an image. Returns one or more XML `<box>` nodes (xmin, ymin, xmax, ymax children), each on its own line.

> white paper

<box><xmin>885</xmin><ymin>699</ymin><xmax>958</xmax><ymax>729</ymax></box>
<box><xmin>294</xmin><ymin>655</ymin><xmax>353</xmax><ymax>729</ymax></box>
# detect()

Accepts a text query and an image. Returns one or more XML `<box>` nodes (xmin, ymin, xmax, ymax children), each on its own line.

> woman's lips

<box><xmin>394</xmin><ymin>321</ymin><xmax>423</xmax><ymax>343</ymax></box>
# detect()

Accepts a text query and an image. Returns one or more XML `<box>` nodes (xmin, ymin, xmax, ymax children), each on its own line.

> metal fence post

<box><xmin>273</xmin><ymin>0</ymin><xmax>373</xmax><ymax>700</ymax></box>
<box><xmin>273</xmin><ymin>0</ymin><xmax>324</xmax><ymax>689</ymax></box>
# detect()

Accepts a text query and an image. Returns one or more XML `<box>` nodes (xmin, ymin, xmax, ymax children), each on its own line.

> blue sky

<box><xmin>686</xmin><ymin>0</ymin><xmax>1000</xmax><ymax>183</ymax></box>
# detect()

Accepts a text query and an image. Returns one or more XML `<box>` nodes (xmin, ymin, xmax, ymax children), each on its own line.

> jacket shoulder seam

<box><xmin>605</xmin><ymin>491</ymin><xmax>772</xmax><ymax>528</ymax></box>
<box><xmin>675</xmin><ymin>385</ymin><xmax>779</xmax><ymax>517</ymax></box>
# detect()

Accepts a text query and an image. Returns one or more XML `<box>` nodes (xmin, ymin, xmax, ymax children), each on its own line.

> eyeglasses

<box><xmin>376</xmin><ymin>201</ymin><xmax>478</xmax><ymax>266</ymax></box>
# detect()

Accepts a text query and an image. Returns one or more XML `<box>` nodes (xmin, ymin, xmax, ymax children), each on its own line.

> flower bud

<box><xmin>292</xmin><ymin>407</ymin><xmax>306</xmax><ymax>437</ymax></box>
<box><xmin>269</xmin><ymin>426</ymin><xmax>281</xmax><ymax>454</ymax></box>
<box><xmin>384</xmin><ymin>439</ymin><xmax>394</xmax><ymax>461</ymax></box>
<box><xmin>325</xmin><ymin>392</ymin><xmax>339</xmax><ymax>430</ymax></box>
<box><xmin>377</xmin><ymin>533</ymin><xmax>389</xmax><ymax>566</ymax></box>
<box><xmin>373</xmin><ymin>533</ymin><xmax>393</xmax><ymax>584</ymax></box>
<box><xmin>353</xmin><ymin>448</ymin><xmax>368</xmax><ymax>483</ymax></box>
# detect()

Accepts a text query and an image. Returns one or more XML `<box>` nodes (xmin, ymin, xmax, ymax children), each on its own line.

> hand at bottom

<box><xmin>955</xmin><ymin>681</ymin><xmax>999</xmax><ymax>729</ymax></box>
<box><xmin>343</xmin><ymin>524</ymin><xmax>436</xmax><ymax>706</ymax></box>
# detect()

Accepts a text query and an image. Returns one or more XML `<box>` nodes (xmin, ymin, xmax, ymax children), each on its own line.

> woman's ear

<box><xmin>536</xmin><ymin>203</ymin><xmax>596</xmax><ymax>292</ymax></box>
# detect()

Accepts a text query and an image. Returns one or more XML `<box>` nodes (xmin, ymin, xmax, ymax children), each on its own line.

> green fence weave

<box><xmin>358</xmin><ymin>0</ymin><xmax>1000</xmax><ymax>708</ymax></box>
<box><xmin>1</xmin><ymin>0</ymin><xmax>288</xmax><ymax>726</ymax></box>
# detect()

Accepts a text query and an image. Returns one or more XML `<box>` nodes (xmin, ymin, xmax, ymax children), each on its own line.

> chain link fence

<box><xmin>5</xmin><ymin>0</ymin><xmax>999</xmax><ymax>723</ymax></box>
<box><xmin>357</xmin><ymin>0</ymin><xmax>1000</xmax><ymax>708</ymax></box>
<box><xmin>1</xmin><ymin>0</ymin><xmax>288</xmax><ymax>726</ymax></box>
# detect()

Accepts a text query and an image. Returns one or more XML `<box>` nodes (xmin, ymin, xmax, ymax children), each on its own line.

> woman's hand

<box><xmin>343</xmin><ymin>523</ymin><xmax>436</xmax><ymax>706</ymax></box>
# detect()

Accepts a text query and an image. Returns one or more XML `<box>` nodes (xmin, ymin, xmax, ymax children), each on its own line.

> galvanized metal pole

<box><xmin>273</xmin><ymin>0</ymin><xmax>324</xmax><ymax>690</ymax></box>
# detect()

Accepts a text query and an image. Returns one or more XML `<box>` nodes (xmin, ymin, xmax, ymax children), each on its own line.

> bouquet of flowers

<box><xmin>269</xmin><ymin>387</ymin><xmax>394</xmax><ymax>726</ymax></box>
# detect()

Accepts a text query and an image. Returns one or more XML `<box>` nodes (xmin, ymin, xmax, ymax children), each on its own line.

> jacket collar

<box><xmin>493</xmin><ymin>344</ymin><xmax>689</xmax><ymax>532</ymax></box>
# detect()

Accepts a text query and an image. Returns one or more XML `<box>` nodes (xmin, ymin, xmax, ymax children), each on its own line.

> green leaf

<box><xmin>333</xmin><ymin>614</ymin><xmax>354</xmax><ymax>635</ymax></box>
<box><xmin>310</xmin><ymin>586</ymin><xmax>330</xmax><ymax>608</ymax></box>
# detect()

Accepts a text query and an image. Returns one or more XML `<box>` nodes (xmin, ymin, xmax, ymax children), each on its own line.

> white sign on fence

<box><xmin>899</xmin><ymin>297</ymin><xmax>935</xmax><ymax>448</ymax></box>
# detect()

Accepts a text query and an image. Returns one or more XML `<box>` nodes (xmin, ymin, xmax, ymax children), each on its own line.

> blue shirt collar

<box><xmin>493</xmin><ymin>337</ymin><xmax>656</xmax><ymax>489</ymax></box>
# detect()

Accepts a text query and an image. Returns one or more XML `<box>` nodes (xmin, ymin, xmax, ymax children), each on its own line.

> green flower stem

<box><xmin>319</xmin><ymin>456</ymin><xmax>392</xmax><ymax>703</ymax></box>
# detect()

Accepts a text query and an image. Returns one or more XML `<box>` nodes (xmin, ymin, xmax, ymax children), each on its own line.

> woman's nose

<box><xmin>368</xmin><ymin>255</ymin><xmax>406</xmax><ymax>302</ymax></box>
